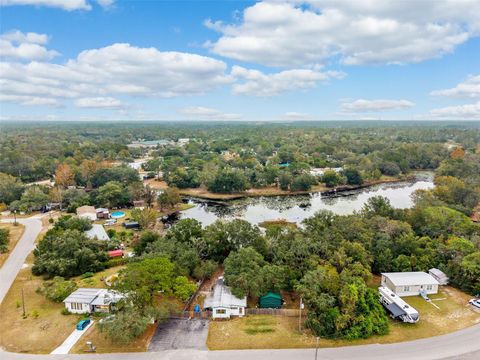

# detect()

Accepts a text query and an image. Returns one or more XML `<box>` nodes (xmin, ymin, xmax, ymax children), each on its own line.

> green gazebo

<box><xmin>259</xmin><ymin>292</ymin><xmax>283</xmax><ymax>309</ymax></box>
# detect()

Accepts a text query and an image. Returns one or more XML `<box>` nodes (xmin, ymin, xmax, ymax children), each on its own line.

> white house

<box><xmin>203</xmin><ymin>277</ymin><xmax>247</xmax><ymax>319</ymax></box>
<box><xmin>381</xmin><ymin>272</ymin><xmax>439</xmax><ymax>297</ymax></box>
<box><xmin>84</xmin><ymin>224</ymin><xmax>110</xmax><ymax>241</ymax></box>
<box><xmin>76</xmin><ymin>206</ymin><xmax>97</xmax><ymax>221</ymax></box>
<box><xmin>428</xmin><ymin>268</ymin><xmax>449</xmax><ymax>285</ymax></box>
<box><xmin>63</xmin><ymin>288</ymin><xmax>124</xmax><ymax>314</ymax></box>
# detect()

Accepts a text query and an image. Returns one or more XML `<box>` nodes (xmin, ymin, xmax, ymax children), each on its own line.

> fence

<box><xmin>246</xmin><ymin>308</ymin><xmax>304</xmax><ymax>317</ymax></box>
<box><xmin>170</xmin><ymin>310</ymin><xmax>212</xmax><ymax>320</ymax></box>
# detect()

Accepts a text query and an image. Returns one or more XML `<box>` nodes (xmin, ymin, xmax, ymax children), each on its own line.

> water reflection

<box><xmin>178</xmin><ymin>173</ymin><xmax>434</xmax><ymax>226</ymax></box>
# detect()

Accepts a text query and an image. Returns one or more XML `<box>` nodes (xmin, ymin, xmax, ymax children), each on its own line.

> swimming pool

<box><xmin>111</xmin><ymin>211</ymin><xmax>126</xmax><ymax>218</ymax></box>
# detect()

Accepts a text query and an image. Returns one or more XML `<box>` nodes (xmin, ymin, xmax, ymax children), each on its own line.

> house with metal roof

<box><xmin>428</xmin><ymin>268</ymin><xmax>449</xmax><ymax>285</ymax></box>
<box><xmin>63</xmin><ymin>288</ymin><xmax>124</xmax><ymax>314</ymax></box>
<box><xmin>84</xmin><ymin>224</ymin><xmax>110</xmax><ymax>241</ymax></box>
<box><xmin>203</xmin><ymin>277</ymin><xmax>247</xmax><ymax>319</ymax></box>
<box><xmin>381</xmin><ymin>272</ymin><xmax>439</xmax><ymax>297</ymax></box>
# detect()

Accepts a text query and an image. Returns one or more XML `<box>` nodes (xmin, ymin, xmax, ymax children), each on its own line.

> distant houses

<box><xmin>381</xmin><ymin>272</ymin><xmax>439</xmax><ymax>297</ymax></box>
<box><xmin>63</xmin><ymin>288</ymin><xmax>124</xmax><ymax>314</ymax></box>
<box><xmin>203</xmin><ymin>277</ymin><xmax>247</xmax><ymax>319</ymax></box>
<box><xmin>76</xmin><ymin>206</ymin><xmax>97</xmax><ymax>221</ymax></box>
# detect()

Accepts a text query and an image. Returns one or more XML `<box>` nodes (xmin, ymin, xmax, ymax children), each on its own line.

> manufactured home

<box><xmin>381</xmin><ymin>272</ymin><xmax>439</xmax><ymax>297</ymax></box>
<box><xmin>203</xmin><ymin>277</ymin><xmax>247</xmax><ymax>319</ymax></box>
<box><xmin>63</xmin><ymin>288</ymin><xmax>124</xmax><ymax>314</ymax></box>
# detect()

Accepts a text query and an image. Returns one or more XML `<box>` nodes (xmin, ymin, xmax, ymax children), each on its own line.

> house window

<box><xmin>70</xmin><ymin>302</ymin><xmax>83</xmax><ymax>310</ymax></box>
<box><xmin>426</xmin><ymin>284</ymin><xmax>433</xmax><ymax>290</ymax></box>
<box><xmin>403</xmin><ymin>286</ymin><xmax>410</xmax><ymax>292</ymax></box>
<box><xmin>216</xmin><ymin>309</ymin><xmax>226</xmax><ymax>314</ymax></box>
<box><xmin>239</xmin><ymin>307</ymin><xmax>243</xmax><ymax>315</ymax></box>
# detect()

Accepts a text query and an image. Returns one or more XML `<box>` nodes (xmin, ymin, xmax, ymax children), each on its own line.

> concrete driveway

<box><xmin>0</xmin><ymin>216</ymin><xmax>42</xmax><ymax>304</ymax></box>
<box><xmin>148</xmin><ymin>319</ymin><xmax>209</xmax><ymax>351</ymax></box>
<box><xmin>51</xmin><ymin>321</ymin><xmax>94</xmax><ymax>354</ymax></box>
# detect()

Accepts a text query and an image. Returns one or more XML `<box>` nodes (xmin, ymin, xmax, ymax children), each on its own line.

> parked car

<box><xmin>468</xmin><ymin>299</ymin><xmax>480</xmax><ymax>309</ymax></box>
<box><xmin>76</xmin><ymin>319</ymin><xmax>91</xmax><ymax>330</ymax></box>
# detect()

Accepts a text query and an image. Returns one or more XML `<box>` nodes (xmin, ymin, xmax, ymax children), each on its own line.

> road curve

<box><xmin>0</xmin><ymin>322</ymin><xmax>479</xmax><ymax>360</ymax></box>
<box><xmin>0</xmin><ymin>216</ymin><xmax>43</xmax><ymax>304</ymax></box>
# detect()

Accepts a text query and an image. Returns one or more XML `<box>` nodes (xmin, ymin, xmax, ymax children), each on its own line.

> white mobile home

<box><xmin>63</xmin><ymin>288</ymin><xmax>124</xmax><ymax>314</ymax></box>
<box><xmin>381</xmin><ymin>272</ymin><xmax>439</xmax><ymax>297</ymax></box>
<box><xmin>203</xmin><ymin>277</ymin><xmax>247</xmax><ymax>319</ymax></box>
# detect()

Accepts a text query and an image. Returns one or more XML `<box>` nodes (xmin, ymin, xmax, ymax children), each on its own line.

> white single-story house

<box><xmin>428</xmin><ymin>268</ymin><xmax>449</xmax><ymax>285</ymax></box>
<box><xmin>76</xmin><ymin>206</ymin><xmax>97</xmax><ymax>221</ymax></box>
<box><xmin>204</xmin><ymin>277</ymin><xmax>247</xmax><ymax>319</ymax></box>
<box><xmin>63</xmin><ymin>288</ymin><xmax>124</xmax><ymax>314</ymax></box>
<box><xmin>85</xmin><ymin>224</ymin><xmax>110</xmax><ymax>241</ymax></box>
<box><xmin>381</xmin><ymin>272</ymin><xmax>439</xmax><ymax>297</ymax></box>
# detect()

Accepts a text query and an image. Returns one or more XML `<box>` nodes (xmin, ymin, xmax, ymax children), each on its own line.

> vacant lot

<box><xmin>208</xmin><ymin>287</ymin><xmax>480</xmax><ymax>350</ymax></box>
<box><xmin>0</xmin><ymin>223</ymin><xmax>25</xmax><ymax>268</ymax></box>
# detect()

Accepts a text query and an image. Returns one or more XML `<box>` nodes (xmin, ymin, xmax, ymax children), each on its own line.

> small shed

<box><xmin>96</xmin><ymin>208</ymin><xmax>110</xmax><ymax>219</ymax></box>
<box><xmin>259</xmin><ymin>292</ymin><xmax>283</xmax><ymax>309</ymax></box>
<box><xmin>428</xmin><ymin>268</ymin><xmax>449</xmax><ymax>285</ymax></box>
<box><xmin>381</xmin><ymin>272</ymin><xmax>439</xmax><ymax>297</ymax></box>
<box><xmin>76</xmin><ymin>206</ymin><xmax>97</xmax><ymax>221</ymax></box>
<box><xmin>123</xmin><ymin>221</ymin><xmax>140</xmax><ymax>229</ymax></box>
<box><xmin>108</xmin><ymin>250</ymin><xmax>124</xmax><ymax>258</ymax></box>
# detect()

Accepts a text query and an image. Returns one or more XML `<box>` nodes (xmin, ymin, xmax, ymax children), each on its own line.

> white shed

<box><xmin>428</xmin><ymin>268</ymin><xmax>449</xmax><ymax>285</ymax></box>
<box><xmin>63</xmin><ymin>288</ymin><xmax>124</xmax><ymax>314</ymax></box>
<box><xmin>76</xmin><ymin>206</ymin><xmax>97</xmax><ymax>221</ymax></box>
<box><xmin>203</xmin><ymin>277</ymin><xmax>247</xmax><ymax>319</ymax></box>
<box><xmin>381</xmin><ymin>272</ymin><xmax>439</xmax><ymax>297</ymax></box>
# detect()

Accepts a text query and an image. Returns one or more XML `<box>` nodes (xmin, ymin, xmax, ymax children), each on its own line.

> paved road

<box><xmin>0</xmin><ymin>216</ymin><xmax>43</xmax><ymax>304</ymax></box>
<box><xmin>1</xmin><ymin>322</ymin><xmax>479</xmax><ymax>359</ymax></box>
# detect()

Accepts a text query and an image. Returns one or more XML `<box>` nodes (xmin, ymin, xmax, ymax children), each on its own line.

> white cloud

<box><xmin>429</xmin><ymin>101</ymin><xmax>480</xmax><ymax>119</ymax></box>
<box><xmin>0</xmin><ymin>94</ymin><xmax>59</xmax><ymax>106</ymax></box>
<box><xmin>430</xmin><ymin>75</ymin><xmax>480</xmax><ymax>99</ymax></box>
<box><xmin>0</xmin><ymin>30</ymin><xmax>59</xmax><ymax>60</ymax></box>
<box><xmin>0</xmin><ymin>43</ymin><xmax>232</xmax><ymax>107</ymax></box>
<box><xmin>341</xmin><ymin>99</ymin><xmax>415</xmax><ymax>112</ymax></box>
<box><xmin>75</xmin><ymin>97</ymin><xmax>123</xmax><ymax>109</ymax></box>
<box><xmin>282</xmin><ymin>112</ymin><xmax>312</xmax><ymax>120</ymax></box>
<box><xmin>178</xmin><ymin>106</ymin><xmax>242</xmax><ymax>120</ymax></box>
<box><xmin>95</xmin><ymin>0</ymin><xmax>114</xmax><ymax>9</ymax></box>
<box><xmin>0</xmin><ymin>0</ymin><xmax>91</xmax><ymax>11</ymax></box>
<box><xmin>205</xmin><ymin>1</ymin><xmax>480</xmax><ymax>67</ymax></box>
<box><xmin>231</xmin><ymin>65</ymin><xmax>344</xmax><ymax>96</ymax></box>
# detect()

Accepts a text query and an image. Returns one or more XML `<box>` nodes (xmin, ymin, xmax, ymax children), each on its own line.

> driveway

<box><xmin>50</xmin><ymin>321</ymin><xmax>94</xmax><ymax>354</ymax></box>
<box><xmin>148</xmin><ymin>319</ymin><xmax>209</xmax><ymax>351</ymax></box>
<box><xmin>0</xmin><ymin>216</ymin><xmax>43</xmax><ymax>304</ymax></box>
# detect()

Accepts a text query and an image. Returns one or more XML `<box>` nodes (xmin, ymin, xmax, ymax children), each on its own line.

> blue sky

<box><xmin>0</xmin><ymin>0</ymin><xmax>479</xmax><ymax>121</ymax></box>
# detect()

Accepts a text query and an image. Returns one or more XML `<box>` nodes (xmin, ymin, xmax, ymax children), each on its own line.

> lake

<box><xmin>175</xmin><ymin>172</ymin><xmax>434</xmax><ymax>226</ymax></box>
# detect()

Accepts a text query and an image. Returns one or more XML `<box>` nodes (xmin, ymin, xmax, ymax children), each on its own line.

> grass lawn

<box><xmin>0</xmin><ymin>257</ymin><xmax>81</xmax><ymax>353</ymax></box>
<box><xmin>0</xmin><ymin>223</ymin><xmax>25</xmax><ymax>268</ymax></box>
<box><xmin>70</xmin><ymin>323</ymin><xmax>157</xmax><ymax>354</ymax></box>
<box><xmin>73</xmin><ymin>265</ymin><xmax>125</xmax><ymax>288</ymax></box>
<box><xmin>208</xmin><ymin>286</ymin><xmax>480</xmax><ymax>350</ymax></box>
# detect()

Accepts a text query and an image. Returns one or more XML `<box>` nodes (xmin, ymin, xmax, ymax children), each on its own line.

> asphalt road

<box><xmin>0</xmin><ymin>216</ymin><xmax>42</xmax><ymax>304</ymax></box>
<box><xmin>0</xmin><ymin>215</ymin><xmax>479</xmax><ymax>359</ymax></box>
<box><xmin>148</xmin><ymin>319</ymin><xmax>209</xmax><ymax>351</ymax></box>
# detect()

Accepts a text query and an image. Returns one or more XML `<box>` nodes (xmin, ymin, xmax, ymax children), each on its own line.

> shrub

<box><xmin>39</xmin><ymin>276</ymin><xmax>77</xmax><ymax>303</ymax></box>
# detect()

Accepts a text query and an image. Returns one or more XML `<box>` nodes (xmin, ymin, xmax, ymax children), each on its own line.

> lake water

<box><xmin>176</xmin><ymin>172</ymin><xmax>434</xmax><ymax>226</ymax></box>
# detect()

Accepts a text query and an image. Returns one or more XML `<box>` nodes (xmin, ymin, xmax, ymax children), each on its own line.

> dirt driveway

<box><xmin>148</xmin><ymin>318</ymin><xmax>209</xmax><ymax>351</ymax></box>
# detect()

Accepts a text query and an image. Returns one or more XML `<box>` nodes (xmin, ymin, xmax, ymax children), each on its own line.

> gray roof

<box><xmin>85</xmin><ymin>224</ymin><xmax>110</xmax><ymax>241</ymax></box>
<box><xmin>63</xmin><ymin>288</ymin><xmax>123</xmax><ymax>305</ymax></box>
<box><xmin>204</xmin><ymin>277</ymin><xmax>247</xmax><ymax>309</ymax></box>
<box><xmin>63</xmin><ymin>288</ymin><xmax>100</xmax><ymax>304</ymax></box>
<box><xmin>382</xmin><ymin>272</ymin><xmax>439</xmax><ymax>286</ymax></box>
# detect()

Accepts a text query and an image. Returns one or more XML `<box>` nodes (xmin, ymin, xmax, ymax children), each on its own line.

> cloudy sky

<box><xmin>1</xmin><ymin>0</ymin><xmax>479</xmax><ymax>121</ymax></box>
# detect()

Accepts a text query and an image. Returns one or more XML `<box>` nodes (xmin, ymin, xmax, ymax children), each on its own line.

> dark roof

<box><xmin>260</xmin><ymin>292</ymin><xmax>282</xmax><ymax>300</ymax></box>
<box><xmin>385</xmin><ymin>302</ymin><xmax>406</xmax><ymax>318</ymax></box>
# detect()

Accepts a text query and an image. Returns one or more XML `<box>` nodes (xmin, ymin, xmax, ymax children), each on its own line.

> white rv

<box><xmin>379</xmin><ymin>286</ymin><xmax>419</xmax><ymax>323</ymax></box>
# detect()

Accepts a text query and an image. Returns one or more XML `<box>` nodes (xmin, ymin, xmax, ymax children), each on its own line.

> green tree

<box><xmin>208</xmin><ymin>169</ymin><xmax>249</xmax><ymax>194</ymax></box>
<box><xmin>157</xmin><ymin>187</ymin><xmax>181</xmax><ymax>210</ymax></box>
<box><xmin>173</xmin><ymin>276</ymin><xmax>197</xmax><ymax>301</ymax></box>
<box><xmin>224</xmin><ymin>247</ymin><xmax>266</xmax><ymax>298</ymax></box>
<box><xmin>0</xmin><ymin>228</ymin><xmax>9</xmax><ymax>253</ymax></box>
<box><xmin>98</xmin><ymin>307</ymin><xmax>151</xmax><ymax>343</ymax></box>
<box><xmin>0</xmin><ymin>172</ymin><xmax>24</xmax><ymax>205</ymax></box>
<box><xmin>97</xmin><ymin>181</ymin><xmax>126</xmax><ymax>208</ymax></box>
<box><xmin>322</xmin><ymin>170</ymin><xmax>341</xmax><ymax>187</ymax></box>
<box><xmin>343</xmin><ymin>168</ymin><xmax>363</xmax><ymax>185</ymax></box>
<box><xmin>38</xmin><ymin>276</ymin><xmax>77</xmax><ymax>302</ymax></box>
<box><xmin>131</xmin><ymin>208</ymin><xmax>158</xmax><ymax>229</ymax></box>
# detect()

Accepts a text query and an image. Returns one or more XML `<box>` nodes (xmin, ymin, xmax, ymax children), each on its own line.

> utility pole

<box><xmin>21</xmin><ymin>288</ymin><xmax>26</xmax><ymax>318</ymax></box>
<box><xmin>315</xmin><ymin>337</ymin><xmax>320</xmax><ymax>360</ymax></box>
<box><xmin>13</xmin><ymin>210</ymin><xmax>17</xmax><ymax>226</ymax></box>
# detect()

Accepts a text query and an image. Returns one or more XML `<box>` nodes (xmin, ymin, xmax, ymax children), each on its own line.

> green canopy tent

<box><xmin>259</xmin><ymin>292</ymin><xmax>283</xmax><ymax>309</ymax></box>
